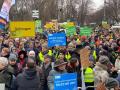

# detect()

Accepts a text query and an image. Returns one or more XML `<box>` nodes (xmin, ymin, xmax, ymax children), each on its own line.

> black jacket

<box><xmin>42</xmin><ymin>63</ymin><xmax>52</xmax><ymax>90</ymax></box>
<box><xmin>15</xmin><ymin>68</ymin><xmax>41</xmax><ymax>90</ymax></box>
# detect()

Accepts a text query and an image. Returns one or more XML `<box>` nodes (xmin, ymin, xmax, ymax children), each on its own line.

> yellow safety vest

<box><xmin>39</xmin><ymin>50</ymin><xmax>53</xmax><ymax>62</ymax></box>
<box><xmin>39</xmin><ymin>52</ymin><xmax>44</xmax><ymax>62</ymax></box>
<box><xmin>48</xmin><ymin>50</ymin><xmax>53</xmax><ymax>56</ymax></box>
<box><xmin>84</xmin><ymin>68</ymin><xmax>94</xmax><ymax>83</ymax></box>
<box><xmin>93</xmin><ymin>50</ymin><xmax>97</xmax><ymax>60</ymax></box>
<box><xmin>65</xmin><ymin>52</ymin><xmax>71</xmax><ymax>61</ymax></box>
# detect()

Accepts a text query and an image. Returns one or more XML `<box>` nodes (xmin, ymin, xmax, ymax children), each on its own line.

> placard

<box><xmin>54</xmin><ymin>73</ymin><xmax>77</xmax><ymax>90</ymax></box>
<box><xmin>48</xmin><ymin>33</ymin><xmax>66</xmax><ymax>47</ymax></box>
<box><xmin>10</xmin><ymin>21</ymin><xmax>35</xmax><ymax>38</ymax></box>
<box><xmin>80</xmin><ymin>48</ymin><xmax>91</xmax><ymax>69</ymax></box>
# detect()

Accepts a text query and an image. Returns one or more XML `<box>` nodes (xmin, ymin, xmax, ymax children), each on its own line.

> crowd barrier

<box><xmin>78</xmin><ymin>86</ymin><xmax>96</xmax><ymax>90</ymax></box>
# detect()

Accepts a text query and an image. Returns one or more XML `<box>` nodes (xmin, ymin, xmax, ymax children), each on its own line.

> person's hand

<box><xmin>111</xmin><ymin>67</ymin><xmax>118</xmax><ymax>72</ymax></box>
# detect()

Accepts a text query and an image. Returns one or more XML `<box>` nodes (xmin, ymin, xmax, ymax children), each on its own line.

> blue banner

<box><xmin>48</xmin><ymin>33</ymin><xmax>66</xmax><ymax>47</ymax></box>
<box><xmin>54</xmin><ymin>73</ymin><xmax>77</xmax><ymax>90</ymax></box>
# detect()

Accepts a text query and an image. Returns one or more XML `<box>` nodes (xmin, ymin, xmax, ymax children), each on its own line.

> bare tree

<box><xmin>9</xmin><ymin>0</ymin><xmax>93</xmax><ymax>24</ymax></box>
<box><xmin>0</xmin><ymin>0</ymin><xmax>4</xmax><ymax>10</ymax></box>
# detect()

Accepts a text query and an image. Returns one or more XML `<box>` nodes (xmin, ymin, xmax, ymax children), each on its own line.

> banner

<box><xmin>48</xmin><ymin>33</ymin><xmax>66</xmax><ymax>47</ymax></box>
<box><xmin>80</xmin><ymin>27</ymin><xmax>92</xmax><ymax>36</ymax></box>
<box><xmin>54</xmin><ymin>73</ymin><xmax>77</xmax><ymax>90</ymax></box>
<box><xmin>10</xmin><ymin>21</ymin><xmax>35</xmax><ymax>38</ymax></box>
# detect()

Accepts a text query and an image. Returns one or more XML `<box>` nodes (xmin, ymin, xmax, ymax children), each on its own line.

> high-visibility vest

<box><xmin>84</xmin><ymin>67</ymin><xmax>94</xmax><ymax>83</ymax></box>
<box><xmin>39</xmin><ymin>50</ymin><xmax>53</xmax><ymax>62</ymax></box>
<box><xmin>48</xmin><ymin>50</ymin><xmax>53</xmax><ymax>56</ymax></box>
<box><xmin>65</xmin><ymin>52</ymin><xmax>71</xmax><ymax>61</ymax></box>
<box><xmin>39</xmin><ymin>52</ymin><xmax>44</xmax><ymax>62</ymax></box>
<box><xmin>93</xmin><ymin>50</ymin><xmax>97</xmax><ymax>60</ymax></box>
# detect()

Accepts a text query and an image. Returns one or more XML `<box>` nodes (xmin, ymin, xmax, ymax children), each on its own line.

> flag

<box><xmin>0</xmin><ymin>0</ymin><xmax>16</xmax><ymax>30</ymax></box>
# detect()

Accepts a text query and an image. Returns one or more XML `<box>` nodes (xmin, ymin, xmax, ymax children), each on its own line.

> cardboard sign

<box><xmin>54</xmin><ymin>73</ymin><xmax>77</xmax><ymax>90</ymax></box>
<box><xmin>10</xmin><ymin>21</ymin><xmax>35</xmax><ymax>38</ymax></box>
<box><xmin>48</xmin><ymin>33</ymin><xmax>66</xmax><ymax>47</ymax></box>
<box><xmin>80</xmin><ymin>48</ymin><xmax>91</xmax><ymax>69</ymax></box>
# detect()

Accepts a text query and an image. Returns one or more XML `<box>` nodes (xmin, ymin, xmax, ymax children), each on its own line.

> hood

<box><xmin>95</xmin><ymin>62</ymin><xmax>108</xmax><ymax>71</ymax></box>
<box><xmin>23</xmin><ymin>68</ymin><xmax>37</xmax><ymax>80</ymax></box>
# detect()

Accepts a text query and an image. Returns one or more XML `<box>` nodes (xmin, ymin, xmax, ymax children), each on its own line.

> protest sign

<box><xmin>44</xmin><ymin>22</ymin><xmax>54</xmax><ymax>29</ymax></box>
<box><xmin>48</xmin><ymin>33</ymin><xmax>66</xmax><ymax>47</ymax></box>
<box><xmin>52</xmin><ymin>20</ymin><xmax>58</xmax><ymax>31</ymax></box>
<box><xmin>66</xmin><ymin>26</ymin><xmax>76</xmax><ymax>36</ymax></box>
<box><xmin>80</xmin><ymin>48</ymin><xmax>91</xmax><ymax>69</ymax></box>
<box><xmin>54</xmin><ymin>73</ymin><xmax>77</xmax><ymax>90</ymax></box>
<box><xmin>10</xmin><ymin>21</ymin><xmax>35</xmax><ymax>38</ymax></box>
<box><xmin>0</xmin><ymin>83</ymin><xmax>5</xmax><ymax>90</ymax></box>
<box><xmin>80</xmin><ymin>27</ymin><xmax>92</xmax><ymax>36</ymax></box>
<box><xmin>102</xmin><ymin>21</ymin><xmax>110</xmax><ymax>29</ymax></box>
<box><xmin>35</xmin><ymin>20</ymin><xmax>43</xmax><ymax>33</ymax></box>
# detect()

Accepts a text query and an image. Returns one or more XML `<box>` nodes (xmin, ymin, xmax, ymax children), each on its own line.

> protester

<box><xmin>94</xmin><ymin>56</ymin><xmax>110</xmax><ymax>86</ymax></box>
<box><xmin>14</xmin><ymin>58</ymin><xmax>43</xmax><ymax>90</ymax></box>
<box><xmin>0</xmin><ymin>57</ymin><xmax>14</xmax><ymax>90</ymax></box>
<box><xmin>47</xmin><ymin>60</ymin><xmax>67</xmax><ymax>90</ymax></box>
<box><xmin>66</xmin><ymin>58</ymin><xmax>81</xmax><ymax>87</ymax></box>
<box><xmin>0</xmin><ymin>47</ymin><xmax>10</xmax><ymax>58</ymax></box>
<box><xmin>8</xmin><ymin>54</ymin><xmax>19</xmax><ymax>76</ymax></box>
<box><xmin>42</xmin><ymin>54</ymin><xmax>52</xmax><ymax>90</ymax></box>
<box><xmin>17</xmin><ymin>51</ymin><xmax>27</xmax><ymax>73</ymax></box>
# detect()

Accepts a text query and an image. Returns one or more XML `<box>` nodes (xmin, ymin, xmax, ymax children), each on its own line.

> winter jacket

<box><xmin>47</xmin><ymin>69</ymin><xmax>67</xmax><ymax>90</ymax></box>
<box><xmin>94</xmin><ymin>62</ymin><xmax>109</xmax><ymax>86</ymax></box>
<box><xmin>42</xmin><ymin>63</ymin><xmax>52</xmax><ymax>90</ymax></box>
<box><xmin>0</xmin><ymin>66</ymin><xmax>14</xmax><ymax>90</ymax></box>
<box><xmin>9</xmin><ymin>64</ymin><xmax>19</xmax><ymax>77</ymax></box>
<box><xmin>14</xmin><ymin>68</ymin><xmax>41</xmax><ymax>90</ymax></box>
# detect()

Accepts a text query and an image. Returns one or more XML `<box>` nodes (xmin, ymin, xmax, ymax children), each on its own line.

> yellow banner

<box><xmin>10</xmin><ymin>21</ymin><xmax>35</xmax><ymax>38</ymax></box>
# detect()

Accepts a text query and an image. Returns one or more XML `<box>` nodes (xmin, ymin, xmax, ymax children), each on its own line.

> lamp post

<box><xmin>104</xmin><ymin>0</ymin><xmax>106</xmax><ymax>21</ymax></box>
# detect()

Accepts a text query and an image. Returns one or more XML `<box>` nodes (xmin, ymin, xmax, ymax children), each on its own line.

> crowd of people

<box><xmin>0</xmin><ymin>25</ymin><xmax>120</xmax><ymax>90</ymax></box>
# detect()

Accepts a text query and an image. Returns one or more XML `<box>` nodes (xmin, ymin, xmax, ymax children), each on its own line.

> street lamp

<box><xmin>104</xmin><ymin>0</ymin><xmax>106</xmax><ymax>21</ymax></box>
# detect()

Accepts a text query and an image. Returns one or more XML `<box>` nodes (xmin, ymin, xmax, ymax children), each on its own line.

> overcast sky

<box><xmin>93</xmin><ymin>0</ymin><xmax>104</xmax><ymax>9</ymax></box>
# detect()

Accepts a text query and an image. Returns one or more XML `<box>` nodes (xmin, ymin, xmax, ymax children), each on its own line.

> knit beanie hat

<box><xmin>9</xmin><ymin>54</ymin><xmax>17</xmax><ymax>61</ymax></box>
<box><xmin>99</xmin><ymin>56</ymin><xmax>110</xmax><ymax>65</ymax></box>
